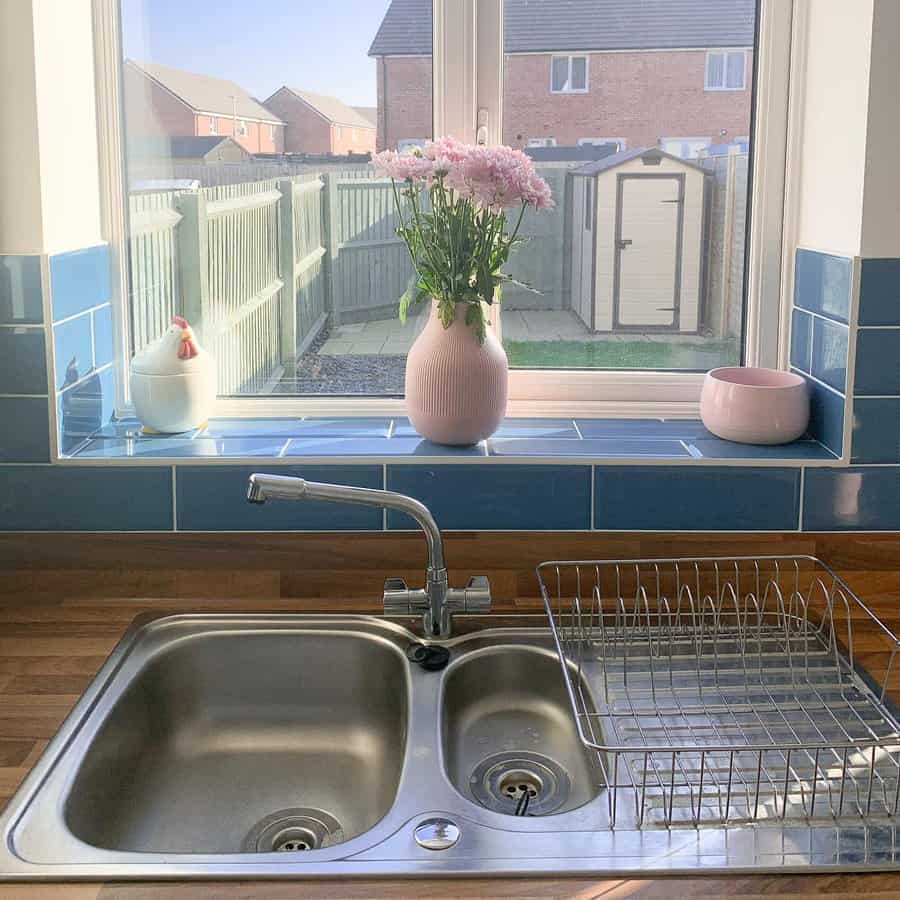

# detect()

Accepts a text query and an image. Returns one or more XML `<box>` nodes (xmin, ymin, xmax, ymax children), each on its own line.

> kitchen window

<box><xmin>705</xmin><ymin>50</ymin><xmax>747</xmax><ymax>91</ymax></box>
<box><xmin>551</xmin><ymin>54</ymin><xmax>588</xmax><ymax>93</ymax></box>
<box><xmin>98</xmin><ymin>0</ymin><xmax>791</xmax><ymax>415</ymax></box>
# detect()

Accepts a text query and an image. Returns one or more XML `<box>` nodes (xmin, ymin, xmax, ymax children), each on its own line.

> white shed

<box><xmin>568</xmin><ymin>148</ymin><xmax>708</xmax><ymax>334</ymax></box>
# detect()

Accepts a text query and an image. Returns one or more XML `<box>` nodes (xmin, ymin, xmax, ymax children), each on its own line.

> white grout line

<box><xmin>55</xmin><ymin>362</ymin><xmax>115</xmax><ymax>397</ymax></box>
<box><xmin>793</xmin><ymin>305</ymin><xmax>851</xmax><ymax>329</ymax></box>
<box><xmin>792</xmin><ymin>366</ymin><xmax>847</xmax><ymax>399</ymax></box>
<box><xmin>572</xmin><ymin>419</ymin><xmax>584</xmax><ymax>439</ymax></box>
<box><xmin>856</xmin><ymin>324</ymin><xmax>900</xmax><ymax>331</ymax></box>
<box><xmin>382</xmin><ymin>463</ymin><xmax>388</xmax><ymax>530</ymax></box>
<box><xmin>171</xmin><ymin>466</ymin><xmax>178</xmax><ymax>531</ymax></box>
<box><xmin>0</xmin><ymin>393</ymin><xmax>49</xmax><ymax>399</ymax></box>
<box><xmin>798</xmin><ymin>466</ymin><xmax>805</xmax><ymax>531</ymax></box>
<box><xmin>590</xmin><ymin>466</ymin><xmax>596</xmax><ymax>530</ymax></box>
<box><xmin>0</xmin><ymin>323</ymin><xmax>45</xmax><ymax>330</ymax></box>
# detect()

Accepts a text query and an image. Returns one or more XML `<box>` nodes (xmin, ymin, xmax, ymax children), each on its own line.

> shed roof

<box><xmin>272</xmin><ymin>88</ymin><xmax>377</xmax><ymax>130</ymax></box>
<box><xmin>369</xmin><ymin>0</ymin><xmax>755</xmax><ymax>56</ymax></box>
<box><xmin>570</xmin><ymin>146</ymin><xmax>708</xmax><ymax>175</ymax></box>
<box><xmin>128</xmin><ymin>60</ymin><xmax>283</xmax><ymax>123</ymax></box>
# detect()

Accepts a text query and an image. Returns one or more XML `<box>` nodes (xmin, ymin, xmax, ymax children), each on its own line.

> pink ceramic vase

<box><xmin>405</xmin><ymin>299</ymin><xmax>508</xmax><ymax>445</ymax></box>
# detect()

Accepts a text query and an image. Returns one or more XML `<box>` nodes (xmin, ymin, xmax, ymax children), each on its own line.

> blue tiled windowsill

<box><xmin>61</xmin><ymin>416</ymin><xmax>840</xmax><ymax>465</ymax></box>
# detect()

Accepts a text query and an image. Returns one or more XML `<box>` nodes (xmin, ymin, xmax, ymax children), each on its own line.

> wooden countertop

<box><xmin>3</xmin><ymin>593</ymin><xmax>900</xmax><ymax>898</ymax></box>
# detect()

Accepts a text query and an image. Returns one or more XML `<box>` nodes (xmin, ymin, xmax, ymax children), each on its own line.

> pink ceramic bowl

<box><xmin>700</xmin><ymin>367</ymin><xmax>810</xmax><ymax>445</ymax></box>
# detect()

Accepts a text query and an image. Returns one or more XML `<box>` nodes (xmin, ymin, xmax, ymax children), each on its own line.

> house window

<box><xmin>551</xmin><ymin>55</ymin><xmax>588</xmax><ymax>93</ymax></box>
<box><xmin>209</xmin><ymin>116</ymin><xmax>217</xmax><ymax>135</ymax></box>
<box><xmin>705</xmin><ymin>50</ymin><xmax>746</xmax><ymax>90</ymax></box>
<box><xmin>99</xmin><ymin>0</ymin><xmax>788</xmax><ymax>410</ymax></box>
<box><xmin>660</xmin><ymin>137</ymin><xmax>711</xmax><ymax>159</ymax></box>
<box><xmin>269</xmin><ymin>123</ymin><xmax>275</xmax><ymax>142</ymax></box>
<box><xmin>352</xmin><ymin>128</ymin><xmax>359</xmax><ymax>142</ymax></box>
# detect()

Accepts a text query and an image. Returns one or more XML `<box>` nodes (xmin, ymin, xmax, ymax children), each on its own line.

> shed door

<box><xmin>613</xmin><ymin>174</ymin><xmax>683</xmax><ymax>329</ymax></box>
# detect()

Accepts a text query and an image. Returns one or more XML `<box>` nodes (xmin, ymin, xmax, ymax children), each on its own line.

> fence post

<box><xmin>321</xmin><ymin>172</ymin><xmax>340</xmax><ymax>325</ymax></box>
<box><xmin>277</xmin><ymin>177</ymin><xmax>298</xmax><ymax>365</ymax></box>
<box><xmin>175</xmin><ymin>191</ymin><xmax>209</xmax><ymax>340</ymax></box>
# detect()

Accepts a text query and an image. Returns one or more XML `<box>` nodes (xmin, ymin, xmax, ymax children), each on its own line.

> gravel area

<box><xmin>275</xmin><ymin>325</ymin><xmax>406</xmax><ymax>395</ymax></box>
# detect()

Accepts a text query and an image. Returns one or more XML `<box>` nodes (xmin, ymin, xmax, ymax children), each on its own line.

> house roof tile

<box><xmin>369</xmin><ymin>0</ymin><xmax>755</xmax><ymax>56</ymax></box>
<box><xmin>276</xmin><ymin>89</ymin><xmax>377</xmax><ymax>129</ymax></box>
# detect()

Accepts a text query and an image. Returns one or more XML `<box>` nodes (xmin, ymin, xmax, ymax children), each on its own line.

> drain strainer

<box><xmin>469</xmin><ymin>750</ymin><xmax>571</xmax><ymax>816</ymax></box>
<box><xmin>242</xmin><ymin>808</ymin><xmax>345</xmax><ymax>853</ymax></box>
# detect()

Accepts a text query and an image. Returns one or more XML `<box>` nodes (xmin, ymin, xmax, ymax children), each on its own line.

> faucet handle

<box><xmin>446</xmin><ymin>576</ymin><xmax>492</xmax><ymax>614</ymax></box>
<box><xmin>383</xmin><ymin>578</ymin><xmax>428</xmax><ymax>616</ymax></box>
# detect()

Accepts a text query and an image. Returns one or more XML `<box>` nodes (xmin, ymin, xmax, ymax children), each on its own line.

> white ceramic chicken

<box><xmin>130</xmin><ymin>316</ymin><xmax>217</xmax><ymax>433</ymax></box>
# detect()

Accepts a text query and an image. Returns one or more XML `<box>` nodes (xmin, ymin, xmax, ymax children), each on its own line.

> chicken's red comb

<box><xmin>172</xmin><ymin>315</ymin><xmax>188</xmax><ymax>329</ymax></box>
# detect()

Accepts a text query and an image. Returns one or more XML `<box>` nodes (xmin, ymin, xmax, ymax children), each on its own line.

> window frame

<box><xmin>705</xmin><ymin>49</ymin><xmax>747</xmax><ymax>91</ymax></box>
<box><xmin>94</xmin><ymin>0</ymin><xmax>796</xmax><ymax>420</ymax></box>
<box><xmin>550</xmin><ymin>53</ymin><xmax>589</xmax><ymax>94</ymax></box>
<box><xmin>209</xmin><ymin>116</ymin><xmax>217</xmax><ymax>135</ymax></box>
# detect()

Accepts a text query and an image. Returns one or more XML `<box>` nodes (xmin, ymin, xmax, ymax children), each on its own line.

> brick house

<box><xmin>263</xmin><ymin>88</ymin><xmax>377</xmax><ymax>155</ymax></box>
<box><xmin>124</xmin><ymin>60</ymin><xmax>284</xmax><ymax>155</ymax></box>
<box><xmin>369</xmin><ymin>0</ymin><xmax>754</xmax><ymax>155</ymax></box>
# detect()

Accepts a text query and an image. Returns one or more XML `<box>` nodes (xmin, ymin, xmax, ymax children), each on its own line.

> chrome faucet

<box><xmin>246</xmin><ymin>473</ymin><xmax>491</xmax><ymax>637</ymax></box>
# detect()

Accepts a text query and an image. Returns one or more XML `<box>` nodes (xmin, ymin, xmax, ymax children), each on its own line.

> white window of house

<box><xmin>236</xmin><ymin>119</ymin><xmax>247</xmax><ymax>136</ymax></box>
<box><xmin>335</xmin><ymin>125</ymin><xmax>343</xmax><ymax>139</ymax></box>
<box><xmin>551</xmin><ymin>54</ymin><xmax>588</xmax><ymax>93</ymax></box>
<box><xmin>209</xmin><ymin>116</ymin><xmax>217</xmax><ymax>135</ymax></box>
<box><xmin>269</xmin><ymin>123</ymin><xmax>275</xmax><ymax>142</ymax></box>
<box><xmin>578</xmin><ymin>137</ymin><xmax>625</xmax><ymax>150</ymax></box>
<box><xmin>98</xmin><ymin>0</ymin><xmax>789</xmax><ymax>412</ymax></box>
<box><xmin>660</xmin><ymin>137</ymin><xmax>711</xmax><ymax>159</ymax></box>
<box><xmin>705</xmin><ymin>50</ymin><xmax>746</xmax><ymax>90</ymax></box>
<box><xmin>352</xmin><ymin>128</ymin><xmax>359</xmax><ymax>142</ymax></box>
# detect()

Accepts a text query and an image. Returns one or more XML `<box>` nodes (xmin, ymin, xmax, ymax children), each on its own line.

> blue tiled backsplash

<box><xmin>1</xmin><ymin>243</ymin><xmax>900</xmax><ymax>532</ymax></box>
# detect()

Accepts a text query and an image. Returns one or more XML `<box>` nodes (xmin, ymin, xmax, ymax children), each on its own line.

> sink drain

<box><xmin>242</xmin><ymin>808</ymin><xmax>345</xmax><ymax>853</ymax></box>
<box><xmin>469</xmin><ymin>751</ymin><xmax>571</xmax><ymax>816</ymax></box>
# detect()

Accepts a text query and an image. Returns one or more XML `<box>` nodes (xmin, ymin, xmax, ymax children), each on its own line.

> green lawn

<box><xmin>503</xmin><ymin>337</ymin><xmax>740</xmax><ymax>370</ymax></box>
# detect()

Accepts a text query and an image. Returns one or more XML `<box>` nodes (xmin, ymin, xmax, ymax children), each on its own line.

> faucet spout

<box><xmin>245</xmin><ymin>473</ymin><xmax>482</xmax><ymax>636</ymax></box>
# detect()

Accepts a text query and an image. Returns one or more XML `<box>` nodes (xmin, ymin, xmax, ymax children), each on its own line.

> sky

<box><xmin>121</xmin><ymin>0</ymin><xmax>392</xmax><ymax>106</ymax></box>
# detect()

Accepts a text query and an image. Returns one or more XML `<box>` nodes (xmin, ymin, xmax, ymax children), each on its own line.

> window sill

<box><xmin>59</xmin><ymin>416</ymin><xmax>840</xmax><ymax>466</ymax></box>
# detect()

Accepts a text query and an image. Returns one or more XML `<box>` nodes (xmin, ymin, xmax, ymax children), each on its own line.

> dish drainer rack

<box><xmin>538</xmin><ymin>556</ymin><xmax>900</xmax><ymax>829</ymax></box>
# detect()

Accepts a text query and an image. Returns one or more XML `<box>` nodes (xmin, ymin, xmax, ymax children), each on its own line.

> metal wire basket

<box><xmin>537</xmin><ymin>556</ymin><xmax>900</xmax><ymax>828</ymax></box>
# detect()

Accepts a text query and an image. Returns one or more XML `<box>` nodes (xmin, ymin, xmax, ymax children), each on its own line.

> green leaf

<box><xmin>398</xmin><ymin>288</ymin><xmax>411</xmax><ymax>324</ymax></box>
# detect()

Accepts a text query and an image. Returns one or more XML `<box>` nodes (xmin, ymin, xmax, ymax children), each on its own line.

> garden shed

<box><xmin>568</xmin><ymin>147</ymin><xmax>708</xmax><ymax>333</ymax></box>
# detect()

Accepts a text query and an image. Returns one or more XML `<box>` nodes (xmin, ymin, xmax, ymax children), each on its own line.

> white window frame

<box><xmin>236</xmin><ymin>118</ymin><xmax>247</xmax><ymax>137</ymax></box>
<box><xmin>705</xmin><ymin>49</ymin><xmax>747</xmax><ymax>91</ymax></box>
<box><xmin>270</xmin><ymin>123</ymin><xmax>276</xmax><ymax>142</ymax></box>
<box><xmin>94</xmin><ymin>0</ymin><xmax>794</xmax><ymax>419</ymax></box>
<box><xmin>550</xmin><ymin>54</ymin><xmax>589</xmax><ymax>94</ymax></box>
<box><xmin>209</xmin><ymin>116</ymin><xmax>217</xmax><ymax>135</ymax></box>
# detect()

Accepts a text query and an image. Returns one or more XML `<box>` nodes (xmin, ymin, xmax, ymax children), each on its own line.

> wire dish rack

<box><xmin>538</xmin><ymin>556</ymin><xmax>900</xmax><ymax>828</ymax></box>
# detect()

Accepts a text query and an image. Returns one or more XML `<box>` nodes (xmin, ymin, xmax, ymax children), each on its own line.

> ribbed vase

<box><xmin>405</xmin><ymin>299</ymin><xmax>508</xmax><ymax>446</ymax></box>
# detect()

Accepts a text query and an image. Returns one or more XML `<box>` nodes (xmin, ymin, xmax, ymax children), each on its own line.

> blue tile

<box><xmin>386</xmin><ymin>465</ymin><xmax>591</xmax><ymax>530</ymax></box>
<box><xmin>595</xmin><ymin>467</ymin><xmax>801</xmax><ymax>531</ymax></box>
<box><xmin>91</xmin><ymin>304</ymin><xmax>113</xmax><ymax>369</ymax></box>
<box><xmin>394</xmin><ymin>418</ymin><xmax>580</xmax><ymax>440</ymax></box>
<box><xmin>296</xmin><ymin>418</ymin><xmax>392</xmax><ymax>437</ymax></box>
<box><xmin>0</xmin><ymin>328</ymin><xmax>47</xmax><ymax>394</ymax></box>
<box><xmin>793</xmin><ymin>249</ymin><xmax>852</xmax><ymax>324</ymax></box>
<box><xmin>176</xmin><ymin>465</ymin><xmax>384</xmax><ymax>531</ymax></box>
<box><xmin>576</xmin><ymin>418</ymin><xmax>708</xmax><ymax>439</ymax></box>
<box><xmin>686</xmin><ymin>437</ymin><xmax>837</xmax><ymax>460</ymax></box>
<box><xmin>488</xmin><ymin>438</ymin><xmax>689</xmax><ymax>458</ymax></box>
<box><xmin>53</xmin><ymin>313</ymin><xmax>93</xmax><ymax>391</ymax></box>
<box><xmin>858</xmin><ymin>259</ymin><xmax>900</xmax><ymax>326</ymax></box>
<box><xmin>0</xmin><ymin>255</ymin><xmax>42</xmax><ymax>324</ymax></box>
<box><xmin>796</xmin><ymin>370</ymin><xmax>845</xmax><ymax>456</ymax></box>
<box><xmin>790</xmin><ymin>309</ymin><xmax>813</xmax><ymax>373</ymax></box>
<box><xmin>803</xmin><ymin>467</ymin><xmax>900</xmax><ymax>531</ymax></box>
<box><xmin>283</xmin><ymin>437</ymin><xmax>486</xmax><ymax>457</ymax></box>
<box><xmin>854</xmin><ymin>329</ymin><xmax>900</xmax><ymax>395</ymax></box>
<box><xmin>49</xmin><ymin>245</ymin><xmax>110</xmax><ymax>322</ymax></box>
<box><xmin>200</xmin><ymin>418</ymin><xmax>303</xmax><ymax>438</ymax></box>
<box><xmin>0</xmin><ymin>465</ymin><xmax>172</xmax><ymax>531</ymax></box>
<box><xmin>57</xmin><ymin>366</ymin><xmax>114</xmax><ymax>455</ymax></box>
<box><xmin>850</xmin><ymin>398</ymin><xmax>900</xmax><ymax>463</ymax></box>
<box><xmin>0</xmin><ymin>397</ymin><xmax>50</xmax><ymax>462</ymax></box>
<box><xmin>810</xmin><ymin>317</ymin><xmax>849</xmax><ymax>392</ymax></box>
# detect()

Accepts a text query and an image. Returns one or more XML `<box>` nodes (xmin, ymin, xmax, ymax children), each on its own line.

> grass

<box><xmin>503</xmin><ymin>337</ymin><xmax>740</xmax><ymax>370</ymax></box>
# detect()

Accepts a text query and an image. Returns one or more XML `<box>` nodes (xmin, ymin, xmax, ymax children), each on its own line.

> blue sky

<box><xmin>121</xmin><ymin>0</ymin><xmax>392</xmax><ymax>105</ymax></box>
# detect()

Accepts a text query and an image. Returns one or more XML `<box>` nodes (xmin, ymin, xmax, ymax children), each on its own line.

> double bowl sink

<box><xmin>2</xmin><ymin>613</ymin><xmax>896</xmax><ymax>879</ymax></box>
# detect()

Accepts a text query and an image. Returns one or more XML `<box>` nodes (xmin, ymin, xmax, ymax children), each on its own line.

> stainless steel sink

<box><xmin>2</xmin><ymin>613</ymin><xmax>899</xmax><ymax>880</ymax></box>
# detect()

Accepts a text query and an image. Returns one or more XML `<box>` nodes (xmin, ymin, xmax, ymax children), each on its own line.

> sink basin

<box><xmin>2</xmin><ymin>613</ymin><xmax>899</xmax><ymax>879</ymax></box>
<box><xmin>64</xmin><ymin>628</ymin><xmax>407</xmax><ymax>853</ymax></box>
<box><xmin>441</xmin><ymin>646</ymin><xmax>600</xmax><ymax>816</ymax></box>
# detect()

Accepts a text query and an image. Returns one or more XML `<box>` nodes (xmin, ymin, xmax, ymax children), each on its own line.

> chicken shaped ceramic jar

<box><xmin>130</xmin><ymin>317</ymin><xmax>217</xmax><ymax>433</ymax></box>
